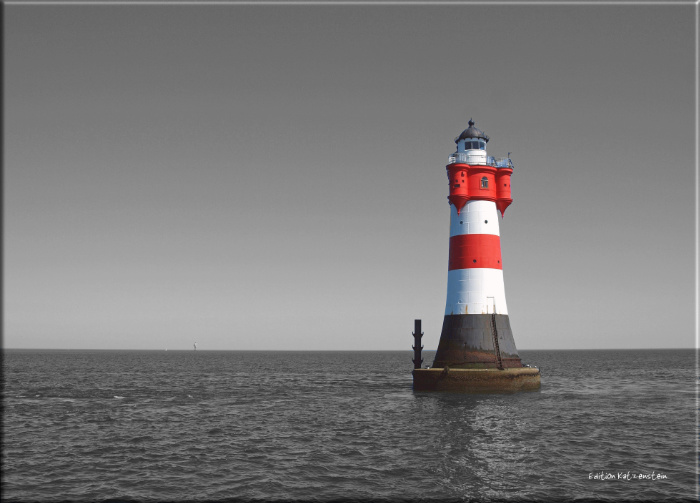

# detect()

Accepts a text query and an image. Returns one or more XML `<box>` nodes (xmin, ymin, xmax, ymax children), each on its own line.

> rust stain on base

<box><xmin>412</xmin><ymin>367</ymin><xmax>541</xmax><ymax>392</ymax></box>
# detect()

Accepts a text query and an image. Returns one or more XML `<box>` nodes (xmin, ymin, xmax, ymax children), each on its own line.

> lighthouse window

<box><xmin>479</xmin><ymin>141</ymin><xmax>485</xmax><ymax>150</ymax></box>
<box><xmin>480</xmin><ymin>177</ymin><xmax>489</xmax><ymax>189</ymax></box>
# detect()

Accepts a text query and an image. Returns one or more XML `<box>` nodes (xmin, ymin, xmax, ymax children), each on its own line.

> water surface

<box><xmin>3</xmin><ymin>349</ymin><xmax>695</xmax><ymax>502</ymax></box>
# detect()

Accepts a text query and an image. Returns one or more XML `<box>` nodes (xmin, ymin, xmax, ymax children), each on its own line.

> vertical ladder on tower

<box><xmin>490</xmin><ymin>313</ymin><xmax>504</xmax><ymax>370</ymax></box>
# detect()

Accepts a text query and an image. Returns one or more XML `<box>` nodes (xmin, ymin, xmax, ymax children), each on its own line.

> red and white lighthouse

<box><xmin>431</xmin><ymin>119</ymin><xmax>524</xmax><ymax>370</ymax></box>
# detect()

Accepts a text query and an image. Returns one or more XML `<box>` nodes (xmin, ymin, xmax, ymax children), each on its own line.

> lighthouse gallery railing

<box><xmin>448</xmin><ymin>153</ymin><xmax>513</xmax><ymax>168</ymax></box>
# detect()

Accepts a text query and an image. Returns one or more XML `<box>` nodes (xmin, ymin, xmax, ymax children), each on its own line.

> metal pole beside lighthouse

<box><xmin>412</xmin><ymin>319</ymin><xmax>423</xmax><ymax>370</ymax></box>
<box><xmin>413</xmin><ymin>119</ymin><xmax>540</xmax><ymax>392</ymax></box>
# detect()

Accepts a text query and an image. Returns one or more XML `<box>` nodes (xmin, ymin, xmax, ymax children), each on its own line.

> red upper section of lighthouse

<box><xmin>447</xmin><ymin>163</ymin><xmax>513</xmax><ymax>216</ymax></box>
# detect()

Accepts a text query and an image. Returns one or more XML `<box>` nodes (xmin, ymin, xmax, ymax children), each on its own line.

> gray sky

<box><xmin>4</xmin><ymin>4</ymin><xmax>696</xmax><ymax>350</ymax></box>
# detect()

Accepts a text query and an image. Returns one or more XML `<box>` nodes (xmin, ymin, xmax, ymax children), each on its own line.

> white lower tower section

<box><xmin>445</xmin><ymin>200</ymin><xmax>509</xmax><ymax>316</ymax></box>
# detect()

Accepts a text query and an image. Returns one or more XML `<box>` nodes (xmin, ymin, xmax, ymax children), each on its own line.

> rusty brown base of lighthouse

<box><xmin>412</xmin><ymin>367</ymin><xmax>541</xmax><ymax>392</ymax></box>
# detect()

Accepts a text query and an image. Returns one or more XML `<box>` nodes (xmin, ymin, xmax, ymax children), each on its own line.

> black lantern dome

<box><xmin>455</xmin><ymin>119</ymin><xmax>489</xmax><ymax>143</ymax></box>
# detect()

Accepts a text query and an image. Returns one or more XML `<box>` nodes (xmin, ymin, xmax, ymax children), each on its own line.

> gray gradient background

<box><xmin>5</xmin><ymin>4</ymin><xmax>696</xmax><ymax>350</ymax></box>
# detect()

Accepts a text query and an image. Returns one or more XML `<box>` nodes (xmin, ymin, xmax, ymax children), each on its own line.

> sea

<box><xmin>2</xmin><ymin>349</ymin><xmax>696</xmax><ymax>503</ymax></box>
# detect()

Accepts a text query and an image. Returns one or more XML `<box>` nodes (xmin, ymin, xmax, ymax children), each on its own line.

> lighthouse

<box><xmin>413</xmin><ymin>119</ymin><xmax>540</xmax><ymax>392</ymax></box>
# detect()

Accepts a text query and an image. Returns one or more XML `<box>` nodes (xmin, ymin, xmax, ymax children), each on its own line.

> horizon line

<box><xmin>3</xmin><ymin>347</ymin><xmax>696</xmax><ymax>351</ymax></box>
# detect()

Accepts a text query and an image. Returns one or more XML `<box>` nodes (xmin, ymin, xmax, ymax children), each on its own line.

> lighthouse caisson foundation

<box><xmin>413</xmin><ymin>119</ymin><xmax>540</xmax><ymax>392</ymax></box>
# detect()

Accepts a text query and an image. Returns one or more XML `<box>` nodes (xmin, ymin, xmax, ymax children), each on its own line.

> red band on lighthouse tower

<box><xmin>448</xmin><ymin>234</ymin><xmax>503</xmax><ymax>270</ymax></box>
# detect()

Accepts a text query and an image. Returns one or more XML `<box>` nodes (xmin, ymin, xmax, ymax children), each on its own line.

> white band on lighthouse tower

<box><xmin>445</xmin><ymin>200</ymin><xmax>509</xmax><ymax>316</ymax></box>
